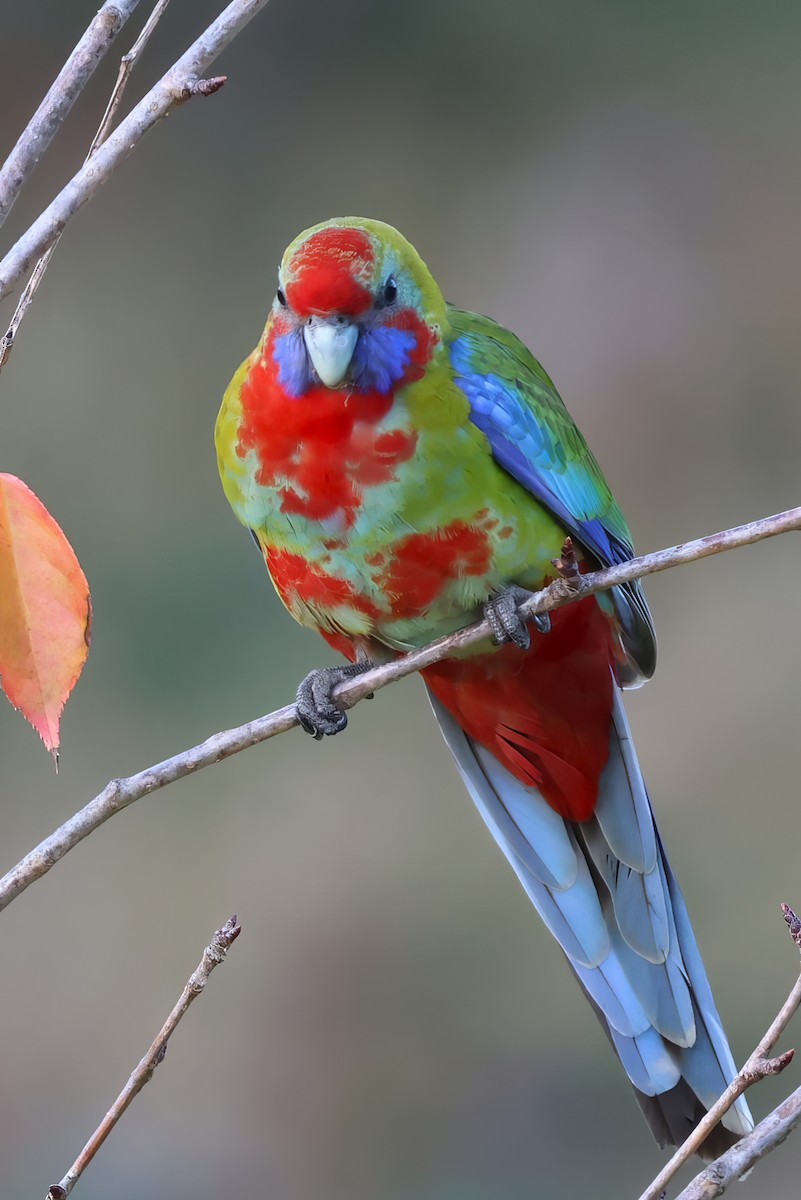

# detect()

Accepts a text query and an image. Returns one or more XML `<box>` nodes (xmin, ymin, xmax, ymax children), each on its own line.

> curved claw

<box><xmin>295</xmin><ymin>660</ymin><xmax>375</xmax><ymax>740</ymax></box>
<box><xmin>484</xmin><ymin>585</ymin><xmax>550</xmax><ymax>650</ymax></box>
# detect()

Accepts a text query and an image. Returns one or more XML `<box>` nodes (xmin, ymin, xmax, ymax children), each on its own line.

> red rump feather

<box><xmin>422</xmin><ymin>597</ymin><xmax>616</xmax><ymax>822</ymax></box>
<box><xmin>286</xmin><ymin>227</ymin><xmax>374</xmax><ymax>316</ymax></box>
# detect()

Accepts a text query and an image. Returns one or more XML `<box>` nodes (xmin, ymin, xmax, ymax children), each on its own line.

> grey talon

<box><xmin>295</xmin><ymin>660</ymin><xmax>375</xmax><ymax>739</ymax></box>
<box><xmin>484</xmin><ymin>584</ymin><xmax>548</xmax><ymax>651</ymax></box>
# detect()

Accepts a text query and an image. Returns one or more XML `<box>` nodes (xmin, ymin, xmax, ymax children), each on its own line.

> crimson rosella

<box><xmin>216</xmin><ymin>217</ymin><xmax>752</xmax><ymax>1155</ymax></box>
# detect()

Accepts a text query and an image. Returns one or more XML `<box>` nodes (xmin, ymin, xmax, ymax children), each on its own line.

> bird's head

<box><xmin>267</xmin><ymin>218</ymin><xmax>446</xmax><ymax>395</ymax></box>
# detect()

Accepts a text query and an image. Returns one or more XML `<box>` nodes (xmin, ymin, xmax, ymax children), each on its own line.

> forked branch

<box><xmin>675</xmin><ymin>1088</ymin><xmax>801</xmax><ymax>1199</ymax></box>
<box><xmin>0</xmin><ymin>0</ymin><xmax>142</xmax><ymax>228</ymax></box>
<box><xmin>0</xmin><ymin>0</ymin><xmax>273</xmax><ymax>302</ymax></box>
<box><xmin>1</xmin><ymin>0</ymin><xmax>179</xmax><ymax>371</ymax></box>
<box><xmin>639</xmin><ymin>903</ymin><xmax>801</xmax><ymax>1200</ymax></box>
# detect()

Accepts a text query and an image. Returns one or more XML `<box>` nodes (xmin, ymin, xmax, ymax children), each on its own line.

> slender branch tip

<box><xmin>782</xmin><ymin>902</ymin><xmax>801</xmax><ymax>951</ymax></box>
<box><xmin>46</xmin><ymin>911</ymin><xmax>243</xmax><ymax>1195</ymax></box>
<box><xmin>186</xmin><ymin>75</ymin><xmax>228</xmax><ymax>98</ymax></box>
<box><xmin>217</xmin><ymin>914</ymin><xmax>241</xmax><ymax>945</ymax></box>
<box><xmin>763</xmin><ymin>1048</ymin><xmax>795</xmax><ymax>1075</ymax></box>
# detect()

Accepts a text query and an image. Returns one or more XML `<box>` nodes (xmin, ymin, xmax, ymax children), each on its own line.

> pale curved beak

<box><xmin>303</xmin><ymin>317</ymin><xmax>359</xmax><ymax>388</ymax></box>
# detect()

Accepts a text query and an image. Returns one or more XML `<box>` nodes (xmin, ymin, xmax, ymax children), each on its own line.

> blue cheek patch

<box><xmin>273</xmin><ymin>330</ymin><xmax>313</xmax><ymax>397</ymax></box>
<box><xmin>352</xmin><ymin>326</ymin><xmax>417</xmax><ymax>394</ymax></box>
<box><xmin>272</xmin><ymin>324</ymin><xmax>417</xmax><ymax>397</ymax></box>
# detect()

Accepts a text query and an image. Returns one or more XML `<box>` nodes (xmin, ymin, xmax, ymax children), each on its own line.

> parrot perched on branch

<box><xmin>216</xmin><ymin>217</ymin><xmax>752</xmax><ymax>1155</ymax></box>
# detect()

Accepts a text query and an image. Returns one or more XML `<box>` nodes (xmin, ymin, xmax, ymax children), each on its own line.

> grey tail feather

<box><xmin>427</xmin><ymin>680</ymin><xmax>753</xmax><ymax>1154</ymax></box>
<box><xmin>575</xmin><ymin>972</ymin><xmax>742</xmax><ymax>1161</ymax></box>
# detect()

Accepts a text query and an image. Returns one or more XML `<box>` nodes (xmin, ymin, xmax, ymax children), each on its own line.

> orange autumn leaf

<box><xmin>0</xmin><ymin>474</ymin><xmax>91</xmax><ymax>757</ymax></box>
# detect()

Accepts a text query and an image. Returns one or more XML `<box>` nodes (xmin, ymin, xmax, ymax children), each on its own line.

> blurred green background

<box><xmin>2</xmin><ymin>2</ymin><xmax>801</xmax><ymax>1196</ymax></box>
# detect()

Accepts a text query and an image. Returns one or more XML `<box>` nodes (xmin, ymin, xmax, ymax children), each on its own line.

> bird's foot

<box><xmin>295</xmin><ymin>660</ymin><xmax>375</xmax><ymax>740</ymax></box>
<box><xmin>484</xmin><ymin>585</ymin><xmax>550</xmax><ymax>650</ymax></box>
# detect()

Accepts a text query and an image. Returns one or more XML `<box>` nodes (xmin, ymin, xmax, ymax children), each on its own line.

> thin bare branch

<box><xmin>0</xmin><ymin>1</ymin><xmax>142</xmax><ymax>229</ymax></box>
<box><xmin>0</xmin><ymin>0</ymin><xmax>272</xmax><ymax>303</ymax></box>
<box><xmin>675</xmin><ymin>1087</ymin><xmax>801</xmax><ymax>1199</ymax></box>
<box><xmin>0</xmin><ymin>0</ymin><xmax>174</xmax><ymax>371</ymax></box>
<box><xmin>90</xmin><ymin>0</ymin><xmax>174</xmax><ymax>155</ymax></box>
<box><xmin>638</xmin><ymin>904</ymin><xmax>801</xmax><ymax>1200</ymax></box>
<box><xmin>0</xmin><ymin>504</ymin><xmax>799</xmax><ymax>916</ymax></box>
<box><xmin>0</xmin><ymin>250</ymin><xmax>55</xmax><ymax>369</ymax></box>
<box><xmin>45</xmin><ymin>915</ymin><xmax>241</xmax><ymax>1199</ymax></box>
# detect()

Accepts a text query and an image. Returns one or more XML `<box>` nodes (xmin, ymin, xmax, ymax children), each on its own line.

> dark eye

<box><xmin>382</xmin><ymin>276</ymin><xmax>398</xmax><ymax>305</ymax></box>
<box><xmin>276</xmin><ymin>287</ymin><xmax>287</xmax><ymax>307</ymax></box>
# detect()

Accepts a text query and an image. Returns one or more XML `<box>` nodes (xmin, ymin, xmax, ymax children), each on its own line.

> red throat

<box><xmin>236</xmin><ymin>334</ymin><xmax>419</xmax><ymax>527</ymax></box>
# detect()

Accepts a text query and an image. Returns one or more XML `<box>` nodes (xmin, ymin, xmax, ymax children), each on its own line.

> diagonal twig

<box><xmin>1</xmin><ymin>0</ymin><xmax>198</xmax><ymax>372</ymax></box>
<box><xmin>0</xmin><ymin>505</ymin><xmax>799</xmax><ymax>917</ymax></box>
<box><xmin>90</xmin><ymin>0</ymin><xmax>174</xmax><ymax>156</ymax></box>
<box><xmin>45</xmin><ymin>915</ymin><xmax>242</xmax><ymax>1199</ymax></box>
<box><xmin>0</xmin><ymin>0</ymin><xmax>142</xmax><ymax>229</ymax></box>
<box><xmin>675</xmin><ymin>1087</ymin><xmax>801</xmax><ymax>1199</ymax></box>
<box><xmin>638</xmin><ymin>903</ymin><xmax>801</xmax><ymax>1200</ymax></box>
<box><xmin>0</xmin><ymin>0</ymin><xmax>272</xmax><ymax>303</ymax></box>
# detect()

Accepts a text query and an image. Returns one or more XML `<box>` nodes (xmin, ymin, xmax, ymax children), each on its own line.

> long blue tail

<box><xmin>428</xmin><ymin>680</ymin><xmax>753</xmax><ymax>1156</ymax></box>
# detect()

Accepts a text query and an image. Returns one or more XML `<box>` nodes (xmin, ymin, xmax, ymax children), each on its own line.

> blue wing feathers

<box><xmin>448</xmin><ymin>318</ymin><xmax>657</xmax><ymax>683</ymax></box>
